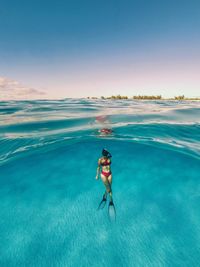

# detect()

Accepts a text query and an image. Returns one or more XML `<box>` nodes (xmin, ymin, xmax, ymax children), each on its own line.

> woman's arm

<box><xmin>96</xmin><ymin>159</ymin><xmax>101</xmax><ymax>179</ymax></box>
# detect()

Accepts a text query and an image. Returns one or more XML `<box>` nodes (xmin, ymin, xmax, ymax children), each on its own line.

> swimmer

<box><xmin>96</xmin><ymin>149</ymin><xmax>116</xmax><ymax>220</ymax></box>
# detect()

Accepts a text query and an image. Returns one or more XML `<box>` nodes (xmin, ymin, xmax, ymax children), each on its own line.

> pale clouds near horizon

<box><xmin>0</xmin><ymin>77</ymin><xmax>46</xmax><ymax>100</ymax></box>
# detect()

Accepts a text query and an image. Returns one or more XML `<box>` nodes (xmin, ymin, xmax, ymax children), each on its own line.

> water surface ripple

<box><xmin>1</xmin><ymin>99</ymin><xmax>200</xmax><ymax>164</ymax></box>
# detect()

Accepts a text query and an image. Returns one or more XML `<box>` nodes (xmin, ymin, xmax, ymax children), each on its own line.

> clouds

<box><xmin>0</xmin><ymin>77</ymin><xmax>46</xmax><ymax>100</ymax></box>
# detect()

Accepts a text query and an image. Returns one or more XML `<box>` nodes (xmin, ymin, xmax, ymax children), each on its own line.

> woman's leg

<box><xmin>107</xmin><ymin>175</ymin><xmax>113</xmax><ymax>201</ymax></box>
<box><xmin>101</xmin><ymin>174</ymin><xmax>111</xmax><ymax>195</ymax></box>
<box><xmin>107</xmin><ymin>174</ymin><xmax>112</xmax><ymax>185</ymax></box>
<box><xmin>101</xmin><ymin>174</ymin><xmax>113</xmax><ymax>201</ymax></box>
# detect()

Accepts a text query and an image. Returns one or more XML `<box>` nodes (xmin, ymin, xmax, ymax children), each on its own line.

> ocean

<box><xmin>1</xmin><ymin>99</ymin><xmax>200</xmax><ymax>267</ymax></box>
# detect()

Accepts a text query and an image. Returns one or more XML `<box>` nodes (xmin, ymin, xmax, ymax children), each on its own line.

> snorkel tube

<box><xmin>102</xmin><ymin>148</ymin><xmax>112</xmax><ymax>158</ymax></box>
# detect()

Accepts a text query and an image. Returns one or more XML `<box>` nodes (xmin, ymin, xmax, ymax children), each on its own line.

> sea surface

<box><xmin>0</xmin><ymin>99</ymin><xmax>200</xmax><ymax>267</ymax></box>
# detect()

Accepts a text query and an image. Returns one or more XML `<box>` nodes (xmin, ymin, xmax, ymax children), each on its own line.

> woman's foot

<box><xmin>103</xmin><ymin>193</ymin><xmax>107</xmax><ymax>200</ymax></box>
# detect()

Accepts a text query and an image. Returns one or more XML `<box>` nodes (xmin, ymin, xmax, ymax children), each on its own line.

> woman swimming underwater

<box><xmin>96</xmin><ymin>149</ymin><xmax>116</xmax><ymax>218</ymax></box>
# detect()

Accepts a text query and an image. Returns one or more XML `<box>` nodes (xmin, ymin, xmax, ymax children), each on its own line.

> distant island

<box><xmin>87</xmin><ymin>95</ymin><xmax>200</xmax><ymax>100</ymax></box>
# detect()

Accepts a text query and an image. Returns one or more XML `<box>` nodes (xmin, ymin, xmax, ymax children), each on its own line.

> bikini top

<box><xmin>101</xmin><ymin>158</ymin><xmax>111</xmax><ymax>166</ymax></box>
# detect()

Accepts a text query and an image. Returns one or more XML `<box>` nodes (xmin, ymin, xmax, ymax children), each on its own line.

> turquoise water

<box><xmin>1</xmin><ymin>99</ymin><xmax>200</xmax><ymax>267</ymax></box>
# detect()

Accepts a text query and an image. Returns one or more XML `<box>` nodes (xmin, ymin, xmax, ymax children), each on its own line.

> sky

<box><xmin>0</xmin><ymin>0</ymin><xmax>200</xmax><ymax>99</ymax></box>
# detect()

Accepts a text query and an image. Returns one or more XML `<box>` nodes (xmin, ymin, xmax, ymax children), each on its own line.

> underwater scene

<box><xmin>1</xmin><ymin>99</ymin><xmax>200</xmax><ymax>267</ymax></box>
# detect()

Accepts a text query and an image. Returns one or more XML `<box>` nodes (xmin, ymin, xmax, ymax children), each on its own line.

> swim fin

<box><xmin>97</xmin><ymin>193</ymin><xmax>107</xmax><ymax>210</ymax></box>
<box><xmin>108</xmin><ymin>200</ymin><xmax>116</xmax><ymax>222</ymax></box>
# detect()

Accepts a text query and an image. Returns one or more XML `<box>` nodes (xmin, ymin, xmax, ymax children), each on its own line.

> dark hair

<box><xmin>102</xmin><ymin>148</ymin><xmax>112</xmax><ymax>158</ymax></box>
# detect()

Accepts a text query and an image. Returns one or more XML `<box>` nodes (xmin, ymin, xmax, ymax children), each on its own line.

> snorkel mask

<box><xmin>102</xmin><ymin>148</ymin><xmax>112</xmax><ymax>158</ymax></box>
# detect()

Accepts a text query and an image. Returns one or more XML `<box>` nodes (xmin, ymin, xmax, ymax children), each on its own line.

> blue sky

<box><xmin>0</xmin><ymin>0</ymin><xmax>200</xmax><ymax>98</ymax></box>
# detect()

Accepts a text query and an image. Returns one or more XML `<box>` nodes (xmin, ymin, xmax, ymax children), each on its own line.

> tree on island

<box><xmin>133</xmin><ymin>95</ymin><xmax>162</xmax><ymax>100</ymax></box>
<box><xmin>174</xmin><ymin>95</ymin><xmax>185</xmax><ymax>100</ymax></box>
<box><xmin>106</xmin><ymin>95</ymin><xmax>128</xmax><ymax>99</ymax></box>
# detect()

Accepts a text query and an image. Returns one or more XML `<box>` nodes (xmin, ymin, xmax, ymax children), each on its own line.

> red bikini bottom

<box><xmin>101</xmin><ymin>171</ymin><xmax>112</xmax><ymax>177</ymax></box>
